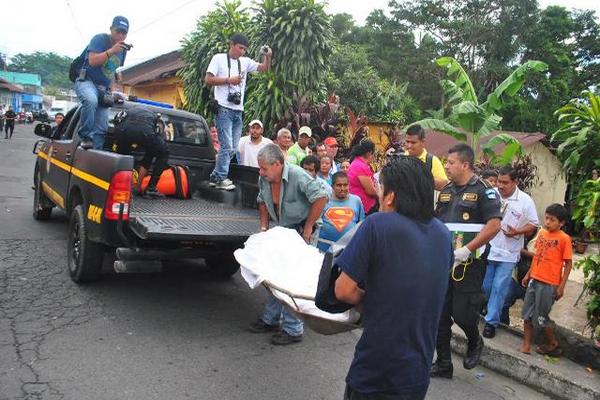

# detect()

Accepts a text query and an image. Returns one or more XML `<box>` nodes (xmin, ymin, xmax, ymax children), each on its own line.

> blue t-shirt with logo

<box><xmin>85</xmin><ymin>34</ymin><xmax>126</xmax><ymax>87</ymax></box>
<box><xmin>317</xmin><ymin>194</ymin><xmax>364</xmax><ymax>252</ymax></box>
<box><xmin>336</xmin><ymin>212</ymin><xmax>453</xmax><ymax>396</ymax></box>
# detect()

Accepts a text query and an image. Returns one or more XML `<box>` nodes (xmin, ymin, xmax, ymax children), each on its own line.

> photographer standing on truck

<box><xmin>74</xmin><ymin>16</ymin><xmax>131</xmax><ymax>150</ymax></box>
<box><xmin>204</xmin><ymin>33</ymin><xmax>272</xmax><ymax>190</ymax></box>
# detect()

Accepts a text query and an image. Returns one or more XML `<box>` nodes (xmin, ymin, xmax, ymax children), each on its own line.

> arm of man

<box><xmin>256</xmin><ymin>48</ymin><xmax>272</xmax><ymax>72</ymax></box>
<box><xmin>302</xmin><ymin>196</ymin><xmax>328</xmax><ymax>243</ymax></box>
<box><xmin>335</xmin><ymin>272</ymin><xmax>365</xmax><ymax>305</ymax></box>
<box><xmin>88</xmin><ymin>35</ymin><xmax>127</xmax><ymax>67</ymax></box>
<box><xmin>465</xmin><ymin>217</ymin><xmax>501</xmax><ymax>252</ymax></box>
<box><xmin>258</xmin><ymin>202</ymin><xmax>270</xmax><ymax>231</ymax></box>
<box><xmin>205</xmin><ymin>72</ymin><xmax>240</xmax><ymax>86</ymax></box>
<box><xmin>432</xmin><ymin>156</ymin><xmax>449</xmax><ymax>190</ymax></box>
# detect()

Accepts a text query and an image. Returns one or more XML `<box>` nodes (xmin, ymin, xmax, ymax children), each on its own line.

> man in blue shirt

<box><xmin>335</xmin><ymin>156</ymin><xmax>453</xmax><ymax>400</ymax></box>
<box><xmin>317</xmin><ymin>172</ymin><xmax>365</xmax><ymax>252</ymax></box>
<box><xmin>74</xmin><ymin>16</ymin><xmax>130</xmax><ymax>149</ymax></box>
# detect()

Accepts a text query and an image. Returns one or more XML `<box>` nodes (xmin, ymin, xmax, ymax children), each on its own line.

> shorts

<box><xmin>522</xmin><ymin>279</ymin><xmax>556</xmax><ymax>328</ymax></box>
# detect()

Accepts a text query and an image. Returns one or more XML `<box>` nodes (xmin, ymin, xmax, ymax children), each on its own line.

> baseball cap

<box><xmin>111</xmin><ymin>16</ymin><xmax>129</xmax><ymax>33</ymax></box>
<box><xmin>248</xmin><ymin>119</ymin><xmax>263</xmax><ymax>128</ymax></box>
<box><xmin>324</xmin><ymin>137</ymin><xmax>338</xmax><ymax>147</ymax></box>
<box><xmin>298</xmin><ymin>126</ymin><xmax>312</xmax><ymax>137</ymax></box>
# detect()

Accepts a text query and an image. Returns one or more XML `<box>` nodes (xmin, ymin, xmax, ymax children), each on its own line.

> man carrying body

<box><xmin>287</xmin><ymin>126</ymin><xmax>312</xmax><ymax>166</ymax></box>
<box><xmin>204</xmin><ymin>33</ymin><xmax>272</xmax><ymax>190</ymax></box>
<box><xmin>482</xmin><ymin>165</ymin><xmax>538</xmax><ymax>338</ymax></box>
<box><xmin>237</xmin><ymin>119</ymin><xmax>272</xmax><ymax>168</ymax></box>
<box><xmin>75</xmin><ymin>16</ymin><xmax>130</xmax><ymax>150</ymax></box>
<box><xmin>405</xmin><ymin>124</ymin><xmax>448</xmax><ymax>190</ymax></box>
<box><xmin>248</xmin><ymin>144</ymin><xmax>327</xmax><ymax>345</ymax></box>
<box><xmin>431</xmin><ymin>143</ymin><xmax>501</xmax><ymax>378</ymax></box>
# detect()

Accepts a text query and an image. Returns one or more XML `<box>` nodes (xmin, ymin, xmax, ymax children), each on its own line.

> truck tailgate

<box><xmin>129</xmin><ymin>197</ymin><xmax>259</xmax><ymax>241</ymax></box>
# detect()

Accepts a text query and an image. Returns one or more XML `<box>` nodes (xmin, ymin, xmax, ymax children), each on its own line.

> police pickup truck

<box><xmin>32</xmin><ymin>100</ymin><xmax>259</xmax><ymax>283</ymax></box>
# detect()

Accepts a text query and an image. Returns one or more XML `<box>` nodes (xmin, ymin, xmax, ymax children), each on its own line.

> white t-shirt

<box><xmin>488</xmin><ymin>187</ymin><xmax>539</xmax><ymax>263</ymax></box>
<box><xmin>206</xmin><ymin>53</ymin><xmax>260</xmax><ymax>111</ymax></box>
<box><xmin>237</xmin><ymin>136</ymin><xmax>273</xmax><ymax>168</ymax></box>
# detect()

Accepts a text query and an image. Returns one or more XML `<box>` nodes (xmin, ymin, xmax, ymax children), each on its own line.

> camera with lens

<box><xmin>122</xmin><ymin>43</ymin><xmax>133</xmax><ymax>51</ymax></box>
<box><xmin>260</xmin><ymin>45</ymin><xmax>270</xmax><ymax>55</ymax></box>
<box><xmin>227</xmin><ymin>91</ymin><xmax>242</xmax><ymax>105</ymax></box>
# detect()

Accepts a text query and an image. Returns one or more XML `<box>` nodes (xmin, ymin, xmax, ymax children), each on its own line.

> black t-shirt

<box><xmin>336</xmin><ymin>212</ymin><xmax>453</xmax><ymax>395</ymax></box>
<box><xmin>436</xmin><ymin>175</ymin><xmax>501</xmax><ymax>224</ymax></box>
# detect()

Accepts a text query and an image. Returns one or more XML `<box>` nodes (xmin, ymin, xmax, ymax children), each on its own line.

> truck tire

<box><xmin>206</xmin><ymin>252</ymin><xmax>240</xmax><ymax>277</ymax></box>
<box><xmin>67</xmin><ymin>205</ymin><xmax>103</xmax><ymax>283</ymax></box>
<box><xmin>33</xmin><ymin>169</ymin><xmax>53</xmax><ymax>220</ymax></box>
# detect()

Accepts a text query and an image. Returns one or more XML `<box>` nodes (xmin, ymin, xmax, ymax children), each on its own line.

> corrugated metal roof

<box><xmin>121</xmin><ymin>50</ymin><xmax>185</xmax><ymax>86</ymax></box>
<box><xmin>0</xmin><ymin>78</ymin><xmax>24</xmax><ymax>92</ymax></box>
<box><xmin>0</xmin><ymin>71</ymin><xmax>42</xmax><ymax>87</ymax></box>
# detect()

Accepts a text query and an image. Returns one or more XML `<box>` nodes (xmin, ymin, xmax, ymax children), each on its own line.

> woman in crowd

<box><xmin>347</xmin><ymin>139</ymin><xmax>378</xmax><ymax>215</ymax></box>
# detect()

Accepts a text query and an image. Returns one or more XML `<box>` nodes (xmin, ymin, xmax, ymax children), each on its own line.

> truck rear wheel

<box><xmin>206</xmin><ymin>252</ymin><xmax>240</xmax><ymax>277</ymax></box>
<box><xmin>68</xmin><ymin>205</ymin><xmax>103</xmax><ymax>283</ymax></box>
<box><xmin>33</xmin><ymin>169</ymin><xmax>53</xmax><ymax>220</ymax></box>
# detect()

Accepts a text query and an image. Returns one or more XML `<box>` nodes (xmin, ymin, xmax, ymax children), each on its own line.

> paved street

<box><xmin>0</xmin><ymin>124</ymin><xmax>550</xmax><ymax>400</ymax></box>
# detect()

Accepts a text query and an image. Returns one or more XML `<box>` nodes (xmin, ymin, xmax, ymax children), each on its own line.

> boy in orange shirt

<box><xmin>520</xmin><ymin>204</ymin><xmax>572</xmax><ymax>355</ymax></box>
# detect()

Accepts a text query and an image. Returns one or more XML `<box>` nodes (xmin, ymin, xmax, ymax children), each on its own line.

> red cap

<box><xmin>324</xmin><ymin>137</ymin><xmax>338</xmax><ymax>146</ymax></box>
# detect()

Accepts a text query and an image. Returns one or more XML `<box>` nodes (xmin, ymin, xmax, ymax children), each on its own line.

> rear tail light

<box><xmin>105</xmin><ymin>170</ymin><xmax>132</xmax><ymax>221</ymax></box>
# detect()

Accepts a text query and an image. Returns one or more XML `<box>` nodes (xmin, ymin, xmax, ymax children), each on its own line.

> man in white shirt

<box><xmin>237</xmin><ymin>119</ymin><xmax>273</xmax><ymax>168</ymax></box>
<box><xmin>482</xmin><ymin>165</ymin><xmax>538</xmax><ymax>338</ymax></box>
<box><xmin>204</xmin><ymin>33</ymin><xmax>272</xmax><ymax>190</ymax></box>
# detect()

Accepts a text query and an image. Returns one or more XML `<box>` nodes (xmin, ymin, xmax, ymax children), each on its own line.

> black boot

<box><xmin>463</xmin><ymin>336</ymin><xmax>484</xmax><ymax>369</ymax></box>
<box><xmin>430</xmin><ymin>359</ymin><xmax>453</xmax><ymax>379</ymax></box>
<box><xmin>144</xmin><ymin>185</ymin><xmax>165</xmax><ymax>199</ymax></box>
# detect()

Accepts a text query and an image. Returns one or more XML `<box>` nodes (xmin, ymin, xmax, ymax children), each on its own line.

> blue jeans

<box><xmin>500</xmin><ymin>278</ymin><xmax>526</xmax><ymax>325</ymax></box>
<box><xmin>74</xmin><ymin>80</ymin><xmax>109</xmax><ymax>150</ymax></box>
<box><xmin>482</xmin><ymin>260</ymin><xmax>516</xmax><ymax>327</ymax></box>
<box><xmin>211</xmin><ymin>105</ymin><xmax>243</xmax><ymax>181</ymax></box>
<box><xmin>261</xmin><ymin>293</ymin><xmax>304</xmax><ymax>336</ymax></box>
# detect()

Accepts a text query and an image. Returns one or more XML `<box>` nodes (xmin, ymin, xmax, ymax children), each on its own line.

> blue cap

<box><xmin>111</xmin><ymin>16</ymin><xmax>129</xmax><ymax>33</ymax></box>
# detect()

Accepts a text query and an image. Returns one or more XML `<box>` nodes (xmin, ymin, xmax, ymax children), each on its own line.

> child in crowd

<box><xmin>300</xmin><ymin>155</ymin><xmax>332</xmax><ymax>197</ymax></box>
<box><xmin>520</xmin><ymin>203</ymin><xmax>572</xmax><ymax>356</ymax></box>
<box><xmin>317</xmin><ymin>172</ymin><xmax>365</xmax><ymax>252</ymax></box>
<box><xmin>340</xmin><ymin>159</ymin><xmax>351</xmax><ymax>173</ymax></box>
<box><xmin>481</xmin><ymin>169</ymin><xmax>498</xmax><ymax>187</ymax></box>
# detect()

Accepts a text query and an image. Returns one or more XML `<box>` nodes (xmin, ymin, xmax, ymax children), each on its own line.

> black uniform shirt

<box><xmin>436</xmin><ymin>175</ymin><xmax>501</xmax><ymax>224</ymax></box>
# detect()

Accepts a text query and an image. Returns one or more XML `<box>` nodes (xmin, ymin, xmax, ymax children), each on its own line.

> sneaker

<box><xmin>215</xmin><ymin>179</ymin><xmax>235</xmax><ymax>191</ymax></box>
<box><xmin>248</xmin><ymin>319</ymin><xmax>280</xmax><ymax>333</ymax></box>
<box><xmin>270</xmin><ymin>331</ymin><xmax>303</xmax><ymax>345</ymax></box>
<box><xmin>80</xmin><ymin>139</ymin><xmax>93</xmax><ymax>149</ymax></box>
<box><xmin>482</xmin><ymin>323</ymin><xmax>496</xmax><ymax>339</ymax></box>
<box><xmin>208</xmin><ymin>176</ymin><xmax>218</xmax><ymax>187</ymax></box>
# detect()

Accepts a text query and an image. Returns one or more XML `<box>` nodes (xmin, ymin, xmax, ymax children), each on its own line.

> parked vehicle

<box><xmin>32</xmin><ymin>100</ymin><xmax>260</xmax><ymax>283</ymax></box>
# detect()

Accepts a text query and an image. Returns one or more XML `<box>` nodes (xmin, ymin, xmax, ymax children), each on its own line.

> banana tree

<box><xmin>551</xmin><ymin>90</ymin><xmax>600</xmax><ymax>188</ymax></box>
<box><xmin>411</xmin><ymin>57</ymin><xmax>548</xmax><ymax>164</ymax></box>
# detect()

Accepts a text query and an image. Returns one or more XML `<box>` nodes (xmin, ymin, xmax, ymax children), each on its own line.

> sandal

<box><xmin>535</xmin><ymin>344</ymin><xmax>562</xmax><ymax>357</ymax></box>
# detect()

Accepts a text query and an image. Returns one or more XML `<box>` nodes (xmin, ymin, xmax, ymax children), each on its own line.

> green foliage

<box><xmin>8</xmin><ymin>52</ymin><xmax>72</xmax><ymax>88</ymax></box>
<box><xmin>552</xmin><ymin>91</ymin><xmax>600</xmax><ymax>188</ymax></box>
<box><xmin>245</xmin><ymin>0</ymin><xmax>334</xmax><ymax>131</ymax></box>
<box><xmin>576</xmin><ymin>254</ymin><xmax>600</xmax><ymax>330</ymax></box>
<box><xmin>179</xmin><ymin>0</ymin><xmax>250</xmax><ymax>118</ymax></box>
<box><xmin>412</xmin><ymin>57</ymin><xmax>547</xmax><ymax>164</ymax></box>
<box><xmin>572</xmin><ymin>179</ymin><xmax>600</xmax><ymax>235</ymax></box>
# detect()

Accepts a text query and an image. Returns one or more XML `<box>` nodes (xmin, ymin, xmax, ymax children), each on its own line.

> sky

<box><xmin>1</xmin><ymin>0</ymin><xmax>599</xmax><ymax>67</ymax></box>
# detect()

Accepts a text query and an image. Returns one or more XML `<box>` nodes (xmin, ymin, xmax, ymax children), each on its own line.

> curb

<box><xmin>451</xmin><ymin>330</ymin><xmax>600</xmax><ymax>400</ymax></box>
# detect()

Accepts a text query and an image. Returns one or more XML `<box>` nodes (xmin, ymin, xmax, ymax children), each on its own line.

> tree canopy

<box><xmin>7</xmin><ymin>52</ymin><xmax>73</xmax><ymax>89</ymax></box>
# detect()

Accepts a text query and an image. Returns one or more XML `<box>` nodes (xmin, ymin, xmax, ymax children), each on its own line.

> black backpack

<box><xmin>315</xmin><ymin>222</ymin><xmax>363</xmax><ymax>314</ymax></box>
<box><xmin>69</xmin><ymin>34</ymin><xmax>110</xmax><ymax>83</ymax></box>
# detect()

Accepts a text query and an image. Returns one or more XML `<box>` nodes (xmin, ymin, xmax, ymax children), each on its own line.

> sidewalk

<box><xmin>451</xmin><ymin>323</ymin><xmax>600</xmax><ymax>400</ymax></box>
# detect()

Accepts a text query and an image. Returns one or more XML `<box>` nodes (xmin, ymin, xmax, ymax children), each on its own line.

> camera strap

<box><xmin>226</xmin><ymin>55</ymin><xmax>242</xmax><ymax>92</ymax></box>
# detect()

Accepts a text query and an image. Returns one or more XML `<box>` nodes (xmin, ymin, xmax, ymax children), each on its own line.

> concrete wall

<box><xmin>525</xmin><ymin>142</ymin><xmax>567</xmax><ymax>222</ymax></box>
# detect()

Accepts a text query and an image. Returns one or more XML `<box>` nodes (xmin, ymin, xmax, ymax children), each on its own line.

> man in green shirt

<box><xmin>287</xmin><ymin>126</ymin><xmax>312</xmax><ymax>166</ymax></box>
<box><xmin>249</xmin><ymin>143</ymin><xmax>328</xmax><ymax>345</ymax></box>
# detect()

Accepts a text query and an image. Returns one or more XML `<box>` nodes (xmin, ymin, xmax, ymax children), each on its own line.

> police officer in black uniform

<box><xmin>431</xmin><ymin>143</ymin><xmax>501</xmax><ymax>379</ymax></box>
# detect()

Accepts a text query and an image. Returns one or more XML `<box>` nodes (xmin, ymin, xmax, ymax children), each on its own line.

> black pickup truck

<box><xmin>32</xmin><ymin>100</ymin><xmax>260</xmax><ymax>283</ymax></box>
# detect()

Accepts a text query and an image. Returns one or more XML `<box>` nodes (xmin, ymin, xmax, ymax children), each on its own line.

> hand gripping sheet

<box><xmin>234</xmin><ymin>227</ymin><xmax>360</xmax><ymax>334</ymax></box>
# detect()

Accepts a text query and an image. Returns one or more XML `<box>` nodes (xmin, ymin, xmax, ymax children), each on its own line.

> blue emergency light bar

<box><xmin>128</xmin><ymin>96</ymin><xmax>174</xmax><ymax>109</ymax></box>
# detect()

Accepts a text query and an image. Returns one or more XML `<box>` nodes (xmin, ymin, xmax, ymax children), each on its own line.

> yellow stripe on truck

<box><xmin>41</xmin><ymin>181</ymin><xmax>65</xmax><ymax>209</ymax></box>
<box><xmin>37</xmin><ymin>151</ymin><xmax>110</xmax><ymax>191</ymax></box>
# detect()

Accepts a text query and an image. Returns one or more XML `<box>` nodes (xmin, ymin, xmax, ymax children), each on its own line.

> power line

<box><xmin>65</xmin><ymin>0</ymin><xmax>84</xmax><ymax>40</ymax></box>
<box><xmin>131</xmin><ymin>0</ymin><xmax>202</xmax><ymax>34</ymax></box>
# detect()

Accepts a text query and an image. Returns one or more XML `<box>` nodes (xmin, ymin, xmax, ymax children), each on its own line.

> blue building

<box><xmin>0</xmin><ymin>78</ymin><xmax>23</xmax><ymax>111</ymax></box>
<box><xmin>0</xmin><ymin>71</ymin><xmax>43</xmax><ymax>111</ymax></box>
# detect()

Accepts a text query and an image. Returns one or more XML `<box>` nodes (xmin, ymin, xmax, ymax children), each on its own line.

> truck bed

<box><xmin>128</xmin><ymin>197</ymin><xmax>259</xmax><ymax>241</ymax></box>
